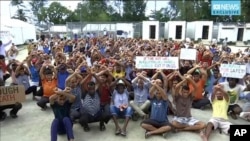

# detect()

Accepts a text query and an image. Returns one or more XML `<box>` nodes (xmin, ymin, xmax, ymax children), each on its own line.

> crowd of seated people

<box><xmin>0</xmin><ymin>37</ymin><xmax>250</xmax><ymax>141</ymax></box>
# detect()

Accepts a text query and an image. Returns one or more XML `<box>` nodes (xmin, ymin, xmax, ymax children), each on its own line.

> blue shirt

<box><xmin>205</xmin><ymin>74</ymin><xmax>225</xmax><ymax>94</ymax></box>
<box><xmin>43</xmin><ymin>46</ymin><xmax>50</xmax><ymax>54</ymax></box>
<box><xmin>51</xmin><ymin>100</ymin><xmax>72</xmax><ymax>121</ymax></box>
<box><xmin>150</xmin><ymin>98</ymin><xmax>168</xmax><ymax>122</ymax></box>
<box><xmin>29</xmin><ymin>66</ymin><xmax>40</xmax><ymax>82</ymax></box>
<box><xmin>57</xmin><ymin>71</ymin><xmax>70</xmax><ymax>90</ymax></box>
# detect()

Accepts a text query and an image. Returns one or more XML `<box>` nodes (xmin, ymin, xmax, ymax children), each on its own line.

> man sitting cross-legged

<box><xmin>200</xmin><ymin>84</ymin><xmax>232</xmax><ymax>141</ymax></box>
<box><xmin>141</xmin><ymin>79</ymin><xmax>172</xmax><ymax>139</ymax></box>
<box><xmin>172</xmin><ymin>74</ymin><xmax>206</xmax><ymax>132</ymax></box>
<box><xmin>130</xmin><ymin>73</ymin><xmax>151</xmax><ymax>120</ymax></box>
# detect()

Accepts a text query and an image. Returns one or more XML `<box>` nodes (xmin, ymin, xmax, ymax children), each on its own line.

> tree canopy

<box><xmin>11</xmin><ymin>0</ymin><xmax>250</xmax><ymax>24</ymax></box>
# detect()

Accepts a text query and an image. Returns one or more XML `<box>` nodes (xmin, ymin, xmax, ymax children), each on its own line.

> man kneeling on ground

<box><xmin>0</xmin><ymin>79</ymin><xmax>22</xmax><ymax>121</ymax></box>
<box><xmin>50</xmin><ymin>87</ymin><xmax>75</xmax><ymax>141</ymax></box>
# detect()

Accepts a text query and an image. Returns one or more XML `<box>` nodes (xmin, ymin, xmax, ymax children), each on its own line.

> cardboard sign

<box><xmin>135</xmin><ymin>56</ymin><xmax>179</xmax><ymax>69</ymax></box>
<box><xmin>0</xmin><ymin>85</ymin><xmax>26</xmax><ymax>106</ymax></box>
<box><xmin>180</xmin><ymin>48</ymin><xmax>197</xmax><ymax>60</ymax></box>
<box><xmin>219</xmin><ymin>64</ymin><xmax>246</xmax><ymax>79</ymax></box>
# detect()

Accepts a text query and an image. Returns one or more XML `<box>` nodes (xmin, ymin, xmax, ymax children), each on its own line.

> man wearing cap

<box><xmin>110</xmin><ymin>78</ymin><xmax>132</xmax><ymax>136</ymax></box>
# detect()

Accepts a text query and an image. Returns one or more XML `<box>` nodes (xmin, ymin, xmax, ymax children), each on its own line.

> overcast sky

<box><xmin>0</xmin><ymin>0</ymin><xmax>169</xmax><ymax>22</ymax></box>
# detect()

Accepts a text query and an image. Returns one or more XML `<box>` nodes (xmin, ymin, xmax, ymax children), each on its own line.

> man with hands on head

<box><xmin>50</xmin><ymin>87</ymin><xmax>76</xmax><ymax>141</ymax></box>
<box><xmin>141</xmin><ymin>79</ymin><xmax>172</xmax><ymax>139</ymax></box>
<box><xmin>200</xmin><ymin>84</ymin><xmax>231</xmax><ymax>141</ymax></box>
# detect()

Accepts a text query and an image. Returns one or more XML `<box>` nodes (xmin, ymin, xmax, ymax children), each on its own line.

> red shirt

<box><xmin>0</xmin><ymin>61</ymin><xmax>7</xmax><ymax>73</ymax></box>
<box><xmin>99</xmin><ymin>85</ymin><xmax>111</xmax><ymax>105</ymax></box>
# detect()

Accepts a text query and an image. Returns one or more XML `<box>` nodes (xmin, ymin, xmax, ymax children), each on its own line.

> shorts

<box><xmin>173</xmin><ymin>116</ymin><xmax>200</xmax><ymax>126</ymax></box>
<box><xmin>209</xmin><ymin>118</ymin><xmax>231</xmax><ymax>134</ymax></box>
<box><xmin>141</xmin><ymin>119</ymin><xmax>171</xmax><ymax>128</ymax></box>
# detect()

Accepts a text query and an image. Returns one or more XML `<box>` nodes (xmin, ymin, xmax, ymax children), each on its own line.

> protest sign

<box><xmin>180</xmin><ymin>48</ymin><xmax>197</xmax><ymax>60</ymax></box>
<box><xmin>219</xmin><ymin>64</ymin><xmax>246</xmax><ymax>79</ymax></box>
<box><xmin>135</xmin><ymin>56</ymin><xmax>179</xmax><ymax>69</ymax></box>
<box><xmin>0</xmin><ymin>85</ymin><xmax>26</xmax><ymax>106</ymax></box>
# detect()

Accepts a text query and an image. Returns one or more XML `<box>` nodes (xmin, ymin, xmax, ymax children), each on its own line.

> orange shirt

<box><xmin>42</xmin><ymin>78</ymin><xmax>57</xmax><ymax>97</ymax></box>
<box><xmin>189</xmin><ymin>79</ymin><xmax>205</xmax><ymax>100</ymax></box>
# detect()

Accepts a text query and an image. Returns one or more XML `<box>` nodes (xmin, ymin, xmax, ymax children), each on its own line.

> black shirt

<box><xmin>51</xmin><ymin>100</ymin><xmax>72</xmax><ymax>121</ymax></box>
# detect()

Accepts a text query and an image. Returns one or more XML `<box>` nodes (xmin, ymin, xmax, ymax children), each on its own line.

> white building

<box><xmin>186</xmin><ymin>21</ymin><xmax>213</xmax><ymax>41</ymax></box>
<box><xmin>164</xmin><ymin>21</ymin><xmax>186</xmax><ymax>40</ymax></box>
<box><xmin>142</xmin><ymin>21</ymin><xmax>160</xmax><ymax>40</ymax></box>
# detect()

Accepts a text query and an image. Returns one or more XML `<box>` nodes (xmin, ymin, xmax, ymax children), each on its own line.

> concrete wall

<box><xmin>142</xmin><ymin>21</ymin><xmax>159</xmax><ymax>40</ymax></box>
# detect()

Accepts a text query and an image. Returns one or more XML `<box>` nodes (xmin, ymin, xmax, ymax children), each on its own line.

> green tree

<box><xmin>12</xmin><ymin>9</ymin><xmax>28</xmax><ymax>22</ymax></box>
<box><xmin>122</xmin><ymin>0</ymin><xmax>148</xmax><ymax>21</ymax></box>
<box><xmin>74</xmin><ymin>0</ymin><xmax>113</xmax><ymax>22</ymax></box>
<box><xmin>11</xmin><ymin>0</ymin><xmax>29</xmax><ymax>22</ymax></box>
<box><xmin>37</xmin><ymin>2</ymin><xmax>72</xmax><ymax>24</ymax></box>
<box><xmin>149</xmin><ymin>8</ymin><xmax>170</xmax><ymax>22</ymax></box>
<box><xmin>29</xmin><ymin>0</ymin><xmax>48</xmax><ymax>24</ymax></box>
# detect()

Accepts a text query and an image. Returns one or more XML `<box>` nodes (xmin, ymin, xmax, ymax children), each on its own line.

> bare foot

<box><xmin>200</xmin><ymin>131</ymin><xmax>208</xmax><ymax>141</ymax></box>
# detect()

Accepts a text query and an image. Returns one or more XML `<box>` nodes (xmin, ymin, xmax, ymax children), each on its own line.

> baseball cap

<box><xmin>117</xmin><ymin>80</ymin><xmax>125</xmax><ymax>85</ymax></box>
<box><xmin>80</xmin><ymin>67</ymin><xmax>87</xmax><ymax>73</ymax></box>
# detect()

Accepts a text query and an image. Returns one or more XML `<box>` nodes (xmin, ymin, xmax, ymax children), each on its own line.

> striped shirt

<box><xmin>81</xmin><ymin>92</ymin><xmax>100</xmax><ymax>116</ymax></box>
<box><xmin>71</xmin><ymin>86</ymin><xmax>82</xmax><ymax>110</ymax></box>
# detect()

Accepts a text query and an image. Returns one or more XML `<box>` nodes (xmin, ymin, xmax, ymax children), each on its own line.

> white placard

<box><xmin>135</xmin><ymin>56</ymin><xmax>179</xmax><ymax>69</ymax></box>
<box><xmin>219</xmin><ymin>64</ymin><xmax>246</xmax><ymax>79</ymax></box>
<box><xmin>180</xmin><ymin>48</ymin><xmax>197</xmax><ymax>60</ymax></box>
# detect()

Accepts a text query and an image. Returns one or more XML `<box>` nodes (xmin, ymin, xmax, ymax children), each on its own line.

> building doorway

<box><xmin>237</xmin><ymin>28</ymin><xmax>244</xmax><ymax>41</ymax></box>
<box><xmin>175</xmin><ymin>25</ymin><xmax>182</xmax><ymax>39</ymax></box>
<box><xmin>202</xmin><ymin>25</ymin><xmax>209</xmax><ymax>39</ymax></box>
<box><xmin>149</xmin><ymin>25</ymin><xmax>156</xmax><ymax>39</ymax></box>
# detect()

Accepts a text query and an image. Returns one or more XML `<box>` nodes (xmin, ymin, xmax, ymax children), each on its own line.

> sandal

<box><xmin>121</xmin><ymin>130</ymin><xmax>127</xmax><ymax>136</ymax></box>
<box><xmin>83</xmin><ymin>126</ymin><xmax>90</xmax><ymax>132</ymax></box>
<box><xmin>115</xmin><ymin>128</ymin><xmax>121</xmax><ymax>135</ymax></box>
<box><xmin>145</xmin><ymin>131</ymin><xmax>150</xmax><ymax>139</ymax></box>
<box><xmin>100</xmin><ymin>124</ymin><xmax>106</xmax><ymax>131</ymax></box>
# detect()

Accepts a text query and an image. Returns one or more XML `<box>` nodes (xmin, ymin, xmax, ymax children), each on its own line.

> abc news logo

<box><xmin>230</xmin><ymin>125</ymin><xmax>250</xmax><ymax>141</ymax></box>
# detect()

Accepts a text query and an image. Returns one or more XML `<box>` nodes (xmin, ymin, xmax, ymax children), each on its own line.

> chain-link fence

<box><xmin>66</xmin><ymin>22</ymin><xmax>143</xmax><ymax>39</ymax></box>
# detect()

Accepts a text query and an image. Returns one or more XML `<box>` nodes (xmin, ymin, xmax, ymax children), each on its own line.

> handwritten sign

<box><xmin>180</xmin><ymin>48</ymin><xmax>197</xmax><ymax>60</ymax></box>
<box><xmin>219</xmin><ymin>64</ymin><xmax>246</xmax><ymax>78</ymax></box>
<box><xmin>0</xmin><ymin>85</ymin><xmax>26</xmax><ymax>106</ymax></box>
<box><xmin>135</xmin><ymin>56</ymin><xmax>179</xmax><ymax>69</ymax></box>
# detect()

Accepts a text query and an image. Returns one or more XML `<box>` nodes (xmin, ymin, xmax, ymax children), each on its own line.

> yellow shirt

<box><xmin>212</xmin><ymin>98</ymin><xmax>229</xmax><ymax>120</ymax></box>
<box><xmin>112</xmin><ymin>71</ymin><xmax>125</xmax><ymax>79</ymax></box>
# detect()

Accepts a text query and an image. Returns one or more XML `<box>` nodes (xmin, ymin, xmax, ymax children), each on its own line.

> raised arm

<box><xmin>211</xmin><ymin>84</ymin><xmax>229</xmax><ymax>102</ymax></box>
<box><xmin>186</xmin><ymin>75</ymin><xmax>197</xmax><ymax>97</ymax></box>
<box><xmin>152</xmin><ymin>82</ymin><xmax>168</xmax><ymax>101</ymax></box>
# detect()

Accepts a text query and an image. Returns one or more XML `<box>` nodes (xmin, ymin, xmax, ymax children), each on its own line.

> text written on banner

<box><xmin>0</xmin><ymin>85</ymin><xmax>26</xmax><ymax>106</ymax></box>
<box><xmin>135</xmin><ymin>56</ymin><xmax>179</xmax><ymax>70</ymax></box>
<box><xmin>219</xmin><ymin>64</ymin><xmax>246</xmax><ymax>79</ymax></box>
